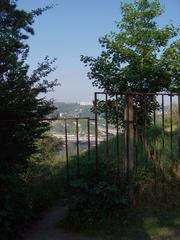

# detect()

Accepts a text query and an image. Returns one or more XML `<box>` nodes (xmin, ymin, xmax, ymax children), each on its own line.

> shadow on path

<box><xmin>25</xmin><ymin>201</ymin><xmax>97</xmax><ymax>240</ymax></box>
<box><xmin>25</xmin><ymin>201</ymin><xmax>152</xmax><ymax>240</ymax></box>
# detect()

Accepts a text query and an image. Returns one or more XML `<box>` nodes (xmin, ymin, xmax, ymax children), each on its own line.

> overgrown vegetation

<box><xmin>67</xmin><ymin>0</ymin><xmax>180</xmax><ymax>235</ymax></box>
<box><xmin>0</xmin><ymin>0</ymin><xmax>179</xmax><ymax>239</ymax></box>
<box><xmin>0</xmin><ymin>1</ymin><xmax>58</xmax><ymax>239</ymax></box>
<box><xmin>59</xmin><ymin>126</ymin><xmax>180</xmax><ymax>239</ymax></box>
<box><xmin>61</xmin><ymin>180</ymin><xmax>180</xmax><ymax>240</ymax></box>
<box><xmin>24</xmin><ymin>135</ymin><xmax>66</xmax><ymax>214</ymax></box>
<box><xmin>54</xmin><ymin>101</ymin><xmax>180</xmax><ymax>238</ymax></box>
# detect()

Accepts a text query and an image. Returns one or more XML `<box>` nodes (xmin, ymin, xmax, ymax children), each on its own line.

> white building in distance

<box><xmin>80</xmin><ymin>101</ymin><xmax>93</xmax><ymax>106</ymax></box>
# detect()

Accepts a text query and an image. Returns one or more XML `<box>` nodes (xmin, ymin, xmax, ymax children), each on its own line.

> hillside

<box><xmin>53</xmin><ymin>102</ymin><xmax>94</xmax><ymax>118</ymax></box>
<box><xmin>49</xmin><ymin>102</ymin><xmax>116</xmax><ymax>140</ymax></box>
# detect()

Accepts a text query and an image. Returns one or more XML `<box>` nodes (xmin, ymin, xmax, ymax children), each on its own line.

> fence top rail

<box><xmin>95</xmin><ymin>92</ymin><xmax>180</xmax><ymax>96</ymax></box>
<box><xmin>56</xmin><ymin>117</ymin><xmax>95</xmax><ymax>121</ymax></box>
<box><xmin>0</xmin><ymin>117</ymin><xmax>95</xmax><ymax>122</ymax></box>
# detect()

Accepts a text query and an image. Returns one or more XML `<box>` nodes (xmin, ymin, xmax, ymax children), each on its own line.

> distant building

<box><xmin>80</xmin><ymin>101</ymin><xmax>93</xmax><ymax>106</ymax></box>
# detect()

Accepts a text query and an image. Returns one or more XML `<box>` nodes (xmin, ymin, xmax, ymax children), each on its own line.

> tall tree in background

<box><xmin>81</xmin><ymin>0</ymin><xmax>179</xmax><ymax>95</ymax></box>
<box><xmin>0</xmin><ymin>1</ymin><xmax>58</xmax><ymax>238</ymax></box>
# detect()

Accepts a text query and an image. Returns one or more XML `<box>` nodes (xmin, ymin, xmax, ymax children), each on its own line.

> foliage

<box><xmin>0</xmin><ymin>1</ymin><xmax>58</xmax><ymax>239</ymax></box>
<box><xmin>61</xmin><ymin>181</ymin><xmax>129</xmax><ymax>231</ymax></box>
<box><xmin>31</xmin><ymin>134</ymin><xmax>64</xmax><ymax>163</ymax></box>
<box><xmin>81</xmin><ymin>0</ymin><xmax>179</xmax><ymax>94</ymax></box>
<box><xmin>0</xmin><ymin>0</ymin><xmax>58</xmax><ymax>174</ymax></box>
<box><xmin>0</xmin><ymin>172</ymin><xmax>32</xmax><ymax>240</ymax></box>
<box><xmin>164</xmin><ymin>103</ymin><xmax>179</xmax><ymax>128</ymax></box>
<box><xmin>59</xmin><ymin>120</ymin><xmax>180</xmax><ymax>234</ymax></box>
<box><xmin>25</xmin><ymin>135</ymin><xmax>67</xmax><ymax>215</ymax></box>
<box><xmin>162</xmin><ymin>41</ymin><xmax>180</xmax><ymax>92</ymax></box>
<box><xmin>81</xmin><ymin>0</ymin><xmax>179</xmax><ymax>124</ymax></box>
<box><xmin>62</xmin><ymin>191</ymin><xmax>180</xmax><ymax>239</ymax></box>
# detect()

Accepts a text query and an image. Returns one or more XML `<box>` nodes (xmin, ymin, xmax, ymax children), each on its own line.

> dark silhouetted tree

<box><xmin>0</xmin><ymin>1</ymin><xmax>58</xmax><ymax>238</ymax></box>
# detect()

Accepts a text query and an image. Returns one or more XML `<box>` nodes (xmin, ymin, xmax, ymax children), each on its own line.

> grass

<box><xmin>60</xmin><ymin>205</ymin><xmax>180</xmax><ymax>240</ymax></box>
<box><xmin>61</xmin><ymin>126</ymin><xmax>180</xmax><ymax>187</ymax></box>
<box><xmin>59</xmin><ymin>181</ymin><xmax>180</xmax><ymax>240</ymax></box>
<box><xmin>100</xmin><ymin>210</ymin><xmax>180</xmax><ymax>240</ymax></box>
<box><xmin>25</xmin><ymin>155</ymin><xmax>68</xmax><ymax>215</ymax></box>
<box><xmin>27</xmin><ymin>125</ymin><xmax>180</xmax><ymax>239</ymax></box>
<box><xmin>58</xmin><ymin>126</ymin><xmax>180</xmax><ymax>240</ymax></box>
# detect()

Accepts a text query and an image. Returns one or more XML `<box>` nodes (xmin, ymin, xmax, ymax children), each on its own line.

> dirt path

<box><xmin>25</xmin><ymin>201</ymin><xmax>97</xmax><ymax>240</ymax></box>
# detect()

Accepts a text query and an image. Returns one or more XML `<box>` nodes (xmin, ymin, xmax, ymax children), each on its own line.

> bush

<box><xmin>0</xmin><ymin>172</ymin><xmax>32</xmax><ymax>240</ymax></box>
<box><xmin>61</xmin><ymin>180</ymin><xmax>129</xmax><ymax>232</ymax></box>
<box><xmin>0</xmin><ymin>134</ymin><xmax>64</xmax><ymax>240</ymax></box>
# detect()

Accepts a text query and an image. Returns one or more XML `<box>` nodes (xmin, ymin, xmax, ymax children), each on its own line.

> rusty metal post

<box><xmin>87</xmin><ymin>118</ymin><xmax>90</xmax><ymax>175</ymax></box>
<box><xmin>125</xmin><ymin>94</ymin><xmax>135</xmax><ymax>177</ymax></box>
<box><xmin>64</xmin><ymin>119</ymin><xmax>69</xmax><ymax>186</ymax></box>
<box><xmin>178</xmin><ymin>96</ymin><xmax>180</xmax><ymax>164</ymax></box>
<box><xmin>105</xmin><ymin>93</ymin><xmax>109</xmax><ymax>175</ymax></box>
<box><xmin>94</xmin><ymin>93</ymin><xmax>99</xmax><ymax>180</ymax></box>
<box><xmin>134</xmin><ymin>99</ymin><xmax>138</xmax><ymax>172</ymax></box>
<box><xmin>144</xmin><ymin>95</ymin><xmax>148</xmax><ymax>155</ymax></box>
<box><xmin>170</xmin><ymin>95</ymin><xmax>173</xmax><ymax>163</ymax></box>
<box><xmin>115</xmin><ymin>94</ymin><xmax>120</xmax><ymax>178</ymax></box>
<box><xmin>153</xmin><ymin>95</ymin><xmax>156</xmax><ymax>126</ymax></box>
<box><xmin>162</xmin><ymin>95</ymin><xmax>165</xmax><ymax>166</ymax></box>
<box><xmin>76</xmin><ymin>118</ymin><xmax>80</xmax><ymax>177</ymax></box>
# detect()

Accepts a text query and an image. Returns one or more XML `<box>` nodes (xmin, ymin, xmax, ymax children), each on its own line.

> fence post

<box><xmin>125</xmin><ymin>94</ymin><xmax>134</xmax><ymax>178</ymax></box>
<box><xmin>94</xmin><ymin>93</ymin><xmax>99</xmax><ymax>181</ymax></box>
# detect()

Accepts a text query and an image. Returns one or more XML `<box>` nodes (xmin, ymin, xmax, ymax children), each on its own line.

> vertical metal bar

<box><xmin>125</xmin><ymin>94</ymin><xmax>135</xmax><ymax>199</ymax></box>
<box><xmin>162</xmin><ymin>95</ymin><xmax>165</xmax><ymax>165</ymax></box>
<box><xmin>161</xmin><ymin>94</ymin><xmax>166</xmax><ymax>195</ymax></box>
<box><xmin>126</xmin><ymin>94</ymin><xmax>130</xmax><ymax>184</ymax></box>
<box><xmin>144</xmin><ymin>95</ymin><xmax>147</xmax><ymax>155</ymax></box>
<box><xmin>65</xmin><ymin>119</ymin><xmax>69</xmax><ymax>185</ymax></box>
<box><xmin>150</xmin><ymin>95</ymin><xmax>157</xmax><ymax>195</ymax></box>
<box><xmin>87</xmin><ymin>118</ymin><xmax>91</xmax><ymax>173</ymax></box>
<box><xmin>134</xmin><ymin>97</ymin><xmax>138</xmax><ymax>172</ymax></box>
<box><xmin>76</xmin><ymin>118</ymin><xmax>80</xmax><ymax>177</ymax></box>
<box><xmin>94</xmin><ymin>93</ymin><xmax>99</xmax><ymax>180</ymax></box>
<box><xmin>105</xmin><ymin>93</ymin><xmax>109</xmax><ymax>175</ymax></box>
<box><xmin>116</xmin><ymin>94</ymin><xmax>120</xmax><ymax>178</ymax></box>
<box><xmin>152</xmin><ymin>95</ymin><xmax>157</xmax><ymax>178</ymax></box>
<box><xmin>153</xmin><ymin>95</ymin><xmax>156</xmax><ymax>126</ymax></box>
<box><xmin>178</xmin><ymin>95</ymin><xmax>180</xmax><ymax>164</ymax></box>
<box><xmin>170</xmin><ymin>95</ymin><xmax>173</xmax><ymax>163</ymax></box>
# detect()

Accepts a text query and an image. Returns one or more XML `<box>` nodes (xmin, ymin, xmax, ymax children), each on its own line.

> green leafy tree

<box><xmin>81</xmin><ymin>0</ymin><xmax>179</xmax><ymax>125</ymax></box>
<box><xmin>162</xmin><ymin>41</ymin><xmax>180</xmax><ymax>92</ymax></box>
<box><xmin>0</xmin><ymin>0</ymin><xmax>58</xmax><ymax>238</ymax></box>
<box><xmin>81</xmin><ymin>0</ymin><xmax>179</xmax><ymax>94</ymax></box>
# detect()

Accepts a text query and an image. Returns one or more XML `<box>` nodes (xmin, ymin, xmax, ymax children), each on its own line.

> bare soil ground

<box><xmin>25</xmin><ymin>201</ymin><xmax>97</xmax><ymax>240</ymax></box>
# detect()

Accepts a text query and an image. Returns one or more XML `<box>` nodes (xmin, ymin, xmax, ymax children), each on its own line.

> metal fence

<box><xmin>1</xmin><ymin>92</ymin><xmax>180</xmax><ymax>186</ymax></box>
<box><xmin>45</xmin><ymin>92</ymin><xmax>180</xmax><ymax>186</ymax></box>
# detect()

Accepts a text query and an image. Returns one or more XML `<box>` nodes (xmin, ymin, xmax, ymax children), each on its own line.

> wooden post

<box><xmin>125</xmin><ymin>95</ymin><xmax>134</xmax><ymax>176</ymax></box>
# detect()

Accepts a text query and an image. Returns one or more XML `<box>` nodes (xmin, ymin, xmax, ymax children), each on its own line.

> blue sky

<box><xmin>17</xmin><ymin>0</ymin><xmax>180</xmax><ymax>102</ymax></box>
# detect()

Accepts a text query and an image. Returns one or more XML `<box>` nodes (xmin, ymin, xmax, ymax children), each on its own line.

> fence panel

<box><xmin>2</xmin><ymin>92</ymin><xmax>179</xmax><ymax>187</ymax></box>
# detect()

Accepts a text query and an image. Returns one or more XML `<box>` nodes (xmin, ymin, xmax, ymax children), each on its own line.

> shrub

<box><xmin>61</xmin><ymin>180</ymin><xmax>129</xmax><ymax>232</ymax></box>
